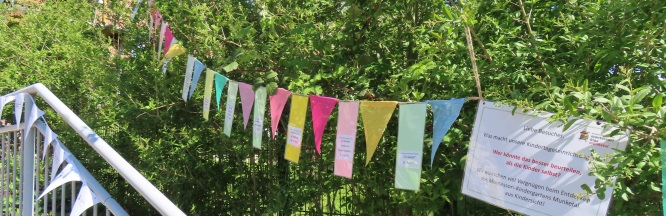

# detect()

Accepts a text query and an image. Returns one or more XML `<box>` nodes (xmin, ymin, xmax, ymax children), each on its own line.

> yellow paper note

<box><xmin>284</xmin><ymin>94</ymin><xmax>308</xmax><ymax>163</ymax></box>
<box><xmin>360</xmin><ymin>101</ymin><xmax>397</xmax><ymax>165</ymax></box>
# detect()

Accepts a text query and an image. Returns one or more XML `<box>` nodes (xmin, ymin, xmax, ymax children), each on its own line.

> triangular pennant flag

<box><xmin>253</xmin><ymin>87</ymin><xmax>267</xmax><ymax>149</ymax></box>
<box><xmin>202</xmin><ymin>69</ymin><xmax>215</xmax><ymax>121</ymax></box>
<box><xmin>14</xmin><ymin>93</ymin><xmax>25</xmax><ymax>127</ymax></box>
<box><xmin>70</xmin><ymin>182</ymin><xmax>101</xmax><ymax>216</ymax></box>
<box><xmin>182</xmin><ymin>55</ymin><xmax>195</xmax><ymax>101</ymax></box>
<box><xmin>159</xmin><ymin>43</ymin><xmax>186</xmax><ymax>67</ymax></box>
<box><xmin>163</xmin><ymin>26</ymin><xmax>174</xmax><ymax>55</ymax></box>
<box><xmin>152</xmin><ymin>10</ymin><xmax>162</xmax><ymax>36</ymax></box>
<box><xmin>238</xmin><ymin>82</ymin><xmax>255</xmax><ymax>129</ymax></box>
<box><xmin>223</xmin><ymin>81</ymin><xmax>239</xmax><ymax>136</ymax></box>
<box><xmin>0</xmin><ymin>96</ymin><xmax>7</xmax><ymax>122</ymax></box>
<box><xmin>284</xmin><ymin>94</ymin><xmax>309</xmax><ymax>163</ymax></box>
<box><xmin>360</xmin><ymin>101</ymin><xmax>397</xmax><ymax>165</ymax></box>
<box><xmin>41</xmin><ymin>125</ymin><xmax>58</xmax><ymax>159</ymax></box>
<box><xmin>50</xmin><ymin>140</ymin><xmax>70</xmax><ymax>182</ymax></box>
<box><xmin>394</xmin><ymin>103</ymin><xmax>427</xmax><ymax>191</ymax></box>
<box><xmin>214</xmin><ymin>73</ymin><xmax>228</xmax><ymax>111</ymax></box>
<box><xmin>269</xmin><ymin>88</ymin><xmax>291</xmax><ymax>139</ymax></box>
<box><xmin>309</xmin><ymin>95</ymin><xmax>338</xmax><ymax>155</ymax></box>
<box><xmin>334</xmin><ymin>101</ymin><xmax>359</xmax><ymax>178</ymax></box>
<box><xmin>38</xmin><ymin>163</ymin><xmax>80</xmax><ymax>200</ymax></box>
<box><xmin>157</xmin><ymin>21</ymin><xmax>167</xmax><ymax>59</ymax></box>
<box><xmin>427</xmin><ymin>98</ymin><xmax>465</xmax><ymax>166</ymax></box>
<box><xmin>188</xmin><ymin>59</ymin><xmax>205</xmax><ymax>99</ymax></box>
<box><xmin>130</xmin><ymin>0</ymin><xmax>143</xmax><ymax>20</ymax></box>
<box><xmin>23</xmin><ymin>97</ymin><xmax>44</xmax><ymax>142</ymax></box>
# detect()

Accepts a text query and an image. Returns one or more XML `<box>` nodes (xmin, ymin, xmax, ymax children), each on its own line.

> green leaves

<box><xmin>222</xmin><ymin>61</ymin><xmax>239</xmax><ymax>72</ymax></box>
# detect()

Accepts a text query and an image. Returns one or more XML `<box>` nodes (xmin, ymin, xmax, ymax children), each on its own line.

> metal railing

<box><xmin>1</xmin><ymin>83</ymin><xmax>185</xmax><ymax>216</ymax></box>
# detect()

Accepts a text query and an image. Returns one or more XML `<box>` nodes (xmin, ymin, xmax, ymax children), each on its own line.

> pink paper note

<box><xmin>310</xmin><ymin>95</ymin><xmax>338</xmax><ymax>155</ymax></box>
<box><xmin>164</xmin><ymin>26</ymin><xmax>174</xmax><ymax>55</ymax></box>
<box><xmin>334</xmin><ymin>101</ymin><xmax>359</xmax><ymax>178</ymax></box>
<box><xmin>269</xmin><ymin>88</ymin><xmax>291</xmax><ymax>139</ymax></box>
<box><xmin>238</xmin><ymin>82</ymin><xmax>255</xmax><ymax>129</ymax></box>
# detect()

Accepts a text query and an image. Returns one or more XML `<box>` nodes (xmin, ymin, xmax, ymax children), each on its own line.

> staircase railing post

<box><xmin>21</xmin><ymin>99</ymin><xmax>36</xmax><ymax>216</ymax></box>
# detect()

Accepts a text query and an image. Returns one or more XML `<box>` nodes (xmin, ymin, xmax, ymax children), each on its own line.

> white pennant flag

<box><xmin>157</xmin><ymin>21</ymin><xmax>167</xmax><ymax>59</ymax></box>
<box><xmin>0</xmin><ymin>96</ymin><xmax>6</xmax><ymax>119</ymax></box>
<box><xmin>23</xmin><ymin>97</ymin><xmax>44</xmax><ymax>142</ymax></box>
<box><xmin>70</xmin><ymin>182</ymin><xmax>100</xmax><ymax>216</ymax></box>
<box><xmin>41</xmin><ymin>125</ymin><xmax>58</xmax><ymax>159</ymax></box>
<box><xmin>38</xmin><ymin>163</ymin><xmax>81</xmax><ymax>200</ymax></box>
<box><xmin>50</xmin><ymin>140</ymin><xmax>71</xmax><ymax>182</ymax></box>
<box><xmin>14</xmin><ymin>93</ymin><xmax>25</xmax><ymax>128</ymax></box>
<box><xmin>182</xmin><ymin>54</ymin><xmax>195</xmax><ymax>101</ymax></box>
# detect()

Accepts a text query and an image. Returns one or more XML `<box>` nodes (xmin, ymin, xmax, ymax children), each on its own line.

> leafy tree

<box><xmin>0</xmin><ymin>0</ymin><xmax>663</xmax><ymax>215</ymax></box>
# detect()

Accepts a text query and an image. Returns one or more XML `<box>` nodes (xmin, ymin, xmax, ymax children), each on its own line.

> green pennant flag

<box><xmin>214</xmin><ymin>73</ymin><xmax>228</xmax><ymax>111</ymax></box>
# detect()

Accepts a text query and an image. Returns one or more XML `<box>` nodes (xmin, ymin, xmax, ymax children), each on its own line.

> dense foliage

<box><xmin>1</xmin><ymin>0</ymin><xmax>664</xmax><ymax>215</ymax></box>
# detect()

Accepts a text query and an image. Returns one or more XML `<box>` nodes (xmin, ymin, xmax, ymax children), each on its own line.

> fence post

<box><xmin>21</xmin><ymin>125</ymin><xmax>36</xmax><ymax>216</ymax></box>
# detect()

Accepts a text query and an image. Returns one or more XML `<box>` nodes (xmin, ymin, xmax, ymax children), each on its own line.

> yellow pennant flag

<box><xmin>360</xmin><ymin>101</ymin><xmax>397</xmax><ymax>165</ymax></box>
<box><xmin>284</xmin><ymin>94</ymin><xmax>308</xmax><ymax>163</ymax></box>
<box><xmin>202</xmin><ymin>69</ymin><xmax>215</xmax><ymax>121</ymax></box>
<box><xmin>158</xmin><ymin>43</ymin><xmax>186</xmax><ymax>66</ymax></box>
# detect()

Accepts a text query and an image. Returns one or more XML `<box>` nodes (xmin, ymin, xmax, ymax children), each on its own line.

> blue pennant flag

<box><xmin>427</xmin><ymin>98</ymin><xmax>465</xmax><ymax>166</ymax></box>
<box><xmin>188</xmin><ymin>59</ymin><xmax>205</xmax><ymax>99</ymax></box>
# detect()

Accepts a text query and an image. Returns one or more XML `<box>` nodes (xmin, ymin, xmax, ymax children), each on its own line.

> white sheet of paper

<box><xmin>287</xmin><ymin>125</ymin><xmax>303</xmax><ymax>147</ymax></box>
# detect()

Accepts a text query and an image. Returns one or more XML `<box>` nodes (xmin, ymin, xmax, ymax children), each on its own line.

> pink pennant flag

<box><xmin>269</xmin><ymin>88</ymin><xmax>291</xmax><ymax>139</ymax></box>
<box><xmin>153</xmin><ymin>10</ymin><xmax>162</xmax><ymax>32</ymax></box>
<box><xmin>163</xmin><ymin>26</ymin><xmax>174</xmax><ymax>55</ymax></box>
<box><xmin>310</xmin><ymin>95</ymin><xmax>338</xmax><ymax>155</ymax></box>
<box><xmin>238</xmin><ymin>82</ymin><xmax>255</xmax><ymax>129</ymax></box>
<box><xmin>334</xmin><ymin>101</ymin><xmax>359</xmax><ymax>178</ymax></box>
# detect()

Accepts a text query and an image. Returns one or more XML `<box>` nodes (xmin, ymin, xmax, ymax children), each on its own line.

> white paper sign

<box><xmin>287</xmin><ymin>125</ymin><xmax>303</xmax><ymax>147</ymax></box>
<box><xmin>223</xmin><ymin>82</ymin><xmax>237</xmax><ymax>137</ymax></box>
<box><xmin>397</xmin><ymin>151</ymin><xmax>422</xmax><ymax>169</ymax></box>
<box><xmin>462</xmin><ymin>102</ymin><xmax>628</xmax><ymax>216</ymax></box>
<box><xmin>335</xmin><ymin>135</ymin><xmax>355</xmax><ymax>161</ymax></box>
<box><xmin>203</xmin><ymin>98</ymin><xmax>211</xmax><ymax>113</ymax></box>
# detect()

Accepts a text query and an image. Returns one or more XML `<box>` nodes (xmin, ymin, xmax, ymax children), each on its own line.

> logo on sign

<box><xmin>578</xmin><ymin>131</ymin><xmax>589</xmax><ymax>141</ymax></box>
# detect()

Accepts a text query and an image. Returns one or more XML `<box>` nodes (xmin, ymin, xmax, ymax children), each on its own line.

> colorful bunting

<box><xmin>310</xmin><ymin>95</ymin><xmax>338</xmax><ymax>155</ymax></box>
<box><xmin>427</xmin><ymin>98</ymin><xmax>465</xmax><ymax>166</ymax></box>
<box><xmin>214</xmin><ymin>73</ymin><xmax>228</xmax><ymax>111</ymax></box>
<box><xmin>238</xmin><ymin>82</ymin><xmax>255</xmax><ymax>129</ymax></box>
<box><xmin>394</xmin><ymin>103</ymin><xmax>426</xmax><ymax>191</ymax></box>
<box><xmin>164</xmin><ymin>26</ymin><xmax>174</xmax><ymax>55</ymax></box>
<box><xmin>269</xmin><ymin>88</ymin><xmax>291</xmax><ymax>139</ymax></box>
<box><xmin>188</xmin><ymin>59</ymin><xmax>205</xmax><ymax>99</ymax></box>
<box><xmin>334</xmin><ymin>101</ymin><xmax>359</xmax><ymax>178</ymax></box>
<box><xmin>182</xmin><ymin>55</ymin><xmax>195</xmax><ymax>101</ymax></box>
<box><xmin>285</xmin><ymin>94</ymin><xmax>309</xmax><ymax>163</ymax></box>
<box><xmin>224</xmin><ymin>81</ymin><xmax>238</xmax><ymax>136</ymax></box>
<box><xmin>253</xmin><ymin>87</ymin><xmax>267</xmax><ymax>149</ymax></box>
<box><xmin>202</xmin><ymin>69</ymin><xmax>215</xmax><ymax>121</ymax></box>
<box><xmin>70</xmin><ymin>182</ymin><xmax>100</xmax><ymax>216</ymax></box>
